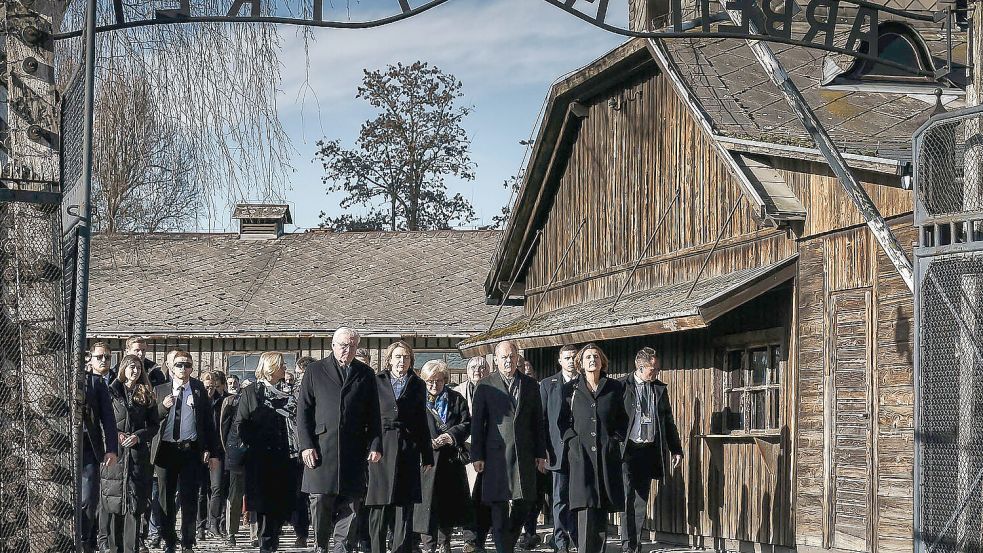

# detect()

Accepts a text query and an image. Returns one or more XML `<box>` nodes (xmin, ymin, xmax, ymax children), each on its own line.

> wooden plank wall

<box><xmin>523</xmin><ymin>70</ymin><xmax>793</xmax><ymax>316</ymax></box>
<box><xmin>794</xmin><ymin>215</ymin><xmax>916</xmax><ymax>553</ymax></box>
<box><xmin>528</xmin><ymin>288</ymin><xmax>797</xmax><ymax>548</ymax></box>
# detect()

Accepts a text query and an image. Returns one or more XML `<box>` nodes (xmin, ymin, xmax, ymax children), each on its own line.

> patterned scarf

<box><xmin>260</xmin><ymin>381</ymin><xmax>300</xmax><ymax>458</ymax></box>
<box><xmin>426</xmin><ymin>386</ymin><xmax>450</xmax><ymax>424</ymax></box>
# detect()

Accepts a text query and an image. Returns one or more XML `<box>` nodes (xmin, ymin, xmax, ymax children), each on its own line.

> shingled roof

<box><xmin>661</xmin><ymin>24</ymin><xmax>967</xmax><ymax>160</ymax></box>
<box><xmin>88</xmin><ymin>230</ymin><xmax>516</xmax><ymax>337</ymax></box>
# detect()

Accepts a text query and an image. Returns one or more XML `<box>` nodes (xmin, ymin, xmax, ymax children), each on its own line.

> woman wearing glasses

<box><xmin>365</xmin><ymin>341</ymin><xmax>434</xmax><ymax>553</ymax></box>
<box><xmin>234</xmin><ymin>352</ymin><xmax>300</xmax><ymax>553</ymax></box>
<box><xmin>412</xmin><ymin>360</ymin><xmax>473</xmax><ymax>553</ymax></box>
<box><xmin>99</xmin><ymin>354</ymin><xmax>161</xmax><ymax>553</ymax></box>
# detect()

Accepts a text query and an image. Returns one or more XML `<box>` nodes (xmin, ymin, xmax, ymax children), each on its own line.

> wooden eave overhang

<box><xmin>462</xmin><ymin>255</ymin><xmax>797</xmax><ymax>357</ymax></box>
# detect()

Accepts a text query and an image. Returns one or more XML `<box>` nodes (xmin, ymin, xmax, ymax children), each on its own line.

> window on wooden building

<box><xmin>723</xmin><ymin>343</ymin><xmax>784</xmax><ymax>433</ymax></box>
<box><xmin>226</xmin><ymin>352</ymin><xmax>298</xmax><ymax>383</ymax></box>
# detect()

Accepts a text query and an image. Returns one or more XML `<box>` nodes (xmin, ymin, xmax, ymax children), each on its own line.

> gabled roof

<box><xmin>88</xmin><ymin>230</ymin><xmax>517</xmax><ymax>337</ymax></box>
<box><xmin>487</xmin><ymin>29</ymin><xmax>961</xmax><ymax>301</ymax></box>
<box><xmin>231</xmin><ymin>203</ymin><xmax>293</xmax><ymax>223</ymax></box>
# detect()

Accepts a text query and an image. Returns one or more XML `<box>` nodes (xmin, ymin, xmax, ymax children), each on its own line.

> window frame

<box><xmin>718</xmin><ymin>330</ymin><xmax>787</xmax><ymax>436</ymax></box>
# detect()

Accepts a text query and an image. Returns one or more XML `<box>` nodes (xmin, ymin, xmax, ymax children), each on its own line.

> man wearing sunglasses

<box><xmin>151</xmin><ymin>350</ymin><xmax>220</xmax><ymax>553</ymax></box>
<box><xmin>80</xmin><ymin>342</ymin><xmax>120</xmax><ymax>553</ymax></box>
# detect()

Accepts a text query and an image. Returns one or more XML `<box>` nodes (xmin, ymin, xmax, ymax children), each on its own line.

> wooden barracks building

<box><xmin>460</xmin><ymin>0</ymin><xmax>966</xmax><ymax>551</ymax></box>
<box><xmin>87</xmin><ymin>204</ymin><xmax>519</xmax><ymax>384</ymax></box>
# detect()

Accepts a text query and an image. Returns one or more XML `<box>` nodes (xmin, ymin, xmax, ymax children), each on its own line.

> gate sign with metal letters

<box><xmin>53</xmin><ymin>0</ymin><xmax>949</xmax><ymax>78</ymax></box>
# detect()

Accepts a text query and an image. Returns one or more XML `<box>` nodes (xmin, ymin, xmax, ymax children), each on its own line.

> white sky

<box><xmin>267</xmin><ymin>0</ymin><xmax>626</xmax><ymax>230</ymax></box>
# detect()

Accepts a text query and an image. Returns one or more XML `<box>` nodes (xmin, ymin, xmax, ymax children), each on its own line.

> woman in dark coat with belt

<box><xmin>235</xmin><ymin>352</ymin><xmax>299</xmax><ymax>553</ymax></box>
<box><xmin>365</xmin><ymin>341</ymin><xmax>434</xmax><ymax>553</ymax></box>
<box><xmin>99</xmin><ymin>354</ymin><xmax>161</xmax><ymax>553</ymax></box>
<box><xmin>412</xmin><ymin>360</ymin><xmax>473</xmax><ymax>553</ymax></box>
<box><xmin>563</xmin><ymin>344</ymin><xmax>628</xmax><ymax>553</ymax></box>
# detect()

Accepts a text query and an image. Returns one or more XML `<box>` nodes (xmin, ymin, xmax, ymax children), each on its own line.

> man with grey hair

<box><xmin>297</xmin><ymin>327</ymin><xmax>383</xmax><ymax>553</ymax></box>
<box><xmin>471</xmin><ymin>341</ymin><xmax>547</xmax><ymax>553</ymax></box>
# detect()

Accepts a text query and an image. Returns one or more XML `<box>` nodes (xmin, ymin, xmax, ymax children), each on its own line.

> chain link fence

<box><xmin>914</xmin><ymin>105</ymin><xmax>983</xmax><ymax>553</ymax></box>
<box><xmin>0</xmin><ymin>67</ymin><xmax>85</xmax><ymax>553</ymax></box>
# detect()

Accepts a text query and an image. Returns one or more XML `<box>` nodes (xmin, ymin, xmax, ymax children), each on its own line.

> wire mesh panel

<box><xmin>914</xmin><ymin>105</ymin><xmax>983</xmax><ymax>553</ymax></box>
<box><xmin>0</xmin><ymin>200</ymin><xmax>77</xmax><ymax>553</ymax></box>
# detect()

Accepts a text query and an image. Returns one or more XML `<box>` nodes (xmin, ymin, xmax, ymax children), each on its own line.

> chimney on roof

<box><xmin>231</xmin><ymin>203</ymin><xmax>293</xmax><ymax>240</ymax></box>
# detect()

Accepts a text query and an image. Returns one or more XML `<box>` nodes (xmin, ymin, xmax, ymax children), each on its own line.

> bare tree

<box><xmin>91</xmin><ymin>71</ymin><xmax>202</xmax><ymax>233</ymax></box>
<box><xmin>491</xmin><ymin>172</ymin><xmax>522</xmax><ymax>229</ymax></box>
<box><xmin>316</xmin><ymin>61</ymin><xmax>476</xmax><ymax>231</ymax></box>
<box><xmin>56</xmin><ymin>0</ymin><xmax>291</xmax><ymax>227</ymax></box>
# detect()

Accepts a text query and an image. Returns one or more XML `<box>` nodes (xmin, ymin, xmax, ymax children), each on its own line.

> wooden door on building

<box><xmin>828</xmin><ymin>288</ymin><xmax>875</xmax><ymax>552</ymax></box>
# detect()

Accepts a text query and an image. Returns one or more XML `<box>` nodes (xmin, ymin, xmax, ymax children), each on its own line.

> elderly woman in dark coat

<box><xmin>365</xmin><ymin>341</ymin><xmax>434</xmax><ymax>553</ymax></box>
<box><xmin>99</xmin><ymin>354</ymin><xmax>161</xmax><ymax>553</ymax></box>
<box><xmin>563</xmin><ymin>344</ymin><xmax>628</xmax><ymax>553</ymax></box>
<box><xmin>235</xmin><ymin>352</ymin><xmax>300</xmax><ymax>553</ymax></box>
<box><xmin>412</xmin><ymin>360</ymin><xmax>473</xmax><ymax>553</ymax></box>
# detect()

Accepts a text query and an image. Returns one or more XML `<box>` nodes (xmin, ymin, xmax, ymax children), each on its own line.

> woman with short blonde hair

<box><xmin>255</xmin><ymin>352</ymin><xmax>285</xmax><ymax>382</ymax></box>
<box><xmin>236</xmin><ymin>351</ymin><xmax>299</xmax><ymax>553</ymax></box>
<box><xmin>419</xmin><ymin>359</ymin><xmax>450</xmax><ymax>384</ymax></box>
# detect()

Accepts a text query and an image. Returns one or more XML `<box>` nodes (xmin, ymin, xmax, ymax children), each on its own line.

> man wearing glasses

<box><xmin>151</xmin><ymin>350</ymin><xmax>220</xmax><ymax>553</ymax></box>
<box><xmin>80</xmin><ymin>342</ymin><xmax>119</xmax><ymax>553</ymax></box>
<box><xmin>297</xmin><ymin>327</ymin><xmax>383</xmax><ymax>553</ymax></box>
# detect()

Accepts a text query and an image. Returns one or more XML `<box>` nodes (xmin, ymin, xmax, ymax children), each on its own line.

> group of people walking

<box><xmin>80</xmin><ymin>330</ymin><xmax>682</xmax><ymax>553</ymax></box>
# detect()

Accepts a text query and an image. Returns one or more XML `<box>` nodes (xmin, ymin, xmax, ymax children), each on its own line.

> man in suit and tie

<box><xmin>619</xmin><ymin>347</ymin><xmax>683</xmax><ymax>553</ymax></box>
<box><xmin>540</xmin><ymin>345</ymin><xmax>579</xmax><ymax>553</ymax></box>
<box><xmin>151</xmin><ymin>350</ymin><xmax>220</xmax><ymax>553</ymax></box>
<box><xmin>80</xmin><ymin>342</ymin><xmax>119</xmax><ymax>553</ymax></box>
<box><xmin>296</xmin><ymin>327</ymin><xmax>383</xmax><ymax>553</ymax></box>
<box><xmin>471</xmin><ymin>340</ymin><xmax>547</xmax><ymax>553</ymax></box>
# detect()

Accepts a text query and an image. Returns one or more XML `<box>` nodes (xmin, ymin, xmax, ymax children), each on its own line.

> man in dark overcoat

<box><xmin>471</xmin><ymin>340</ymin><xmax>547</xmax><ymax>553</ymax></box>
<box><xmin>619</xmin><ymin>347</ymin><xmax>683</xmax><ymax>553</ymax></box>
<box><xmin>81</xmin><ymin>342</ymin><xmax>120</xmax><ymax>553</ymax></box>
<box><xmin>365</xmin><ymin>341</ymin><xmax>433</xmax><ymax>553</ymax></box>
<box><xmin>296</xmin><ymin>327</ymin><xmax>383</xmax><ymax>553</ymax></box>
<box><xmin>540</xmin><ymin>344</ymin><xmax>579</xmax><ymax>553</ymax></box>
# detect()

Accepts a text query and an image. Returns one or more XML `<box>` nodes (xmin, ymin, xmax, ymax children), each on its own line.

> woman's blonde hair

<box><xmin>382</xmin><ymin>341</ymin><xmax>415</xmax><ymax>373</ymax></box>
<box><xmin>119</xmin><ymin>354</ymin><xmax>154</xmax><ymax>406</ymax></box>
<box><xmin>255</xmin><ymin>352</ymin><xmax>285</xmax><ymax>381</ymax></box>
<box><xmin>420</xmin><ymin>359</ymin><xmax>449</xmax><ymax>383</ymax></box>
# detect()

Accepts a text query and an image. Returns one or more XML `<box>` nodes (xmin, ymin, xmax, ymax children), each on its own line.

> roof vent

<box><xmin>232</xmin><ymin>203</ymin><xmax>293</xmax><ymax>240</ymax></box>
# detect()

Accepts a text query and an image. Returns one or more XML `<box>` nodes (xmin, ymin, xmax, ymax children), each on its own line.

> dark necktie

<box><xmin>172</xmin><ymin>386</ymin><xmax>184</xmax><ymax>440</ymax></box>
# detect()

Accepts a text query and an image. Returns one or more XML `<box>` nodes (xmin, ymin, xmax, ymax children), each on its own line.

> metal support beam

<box><xmin>726</xmin><ymin>9</ymin><xmax>916</xmax><ymax>293</ymax></box>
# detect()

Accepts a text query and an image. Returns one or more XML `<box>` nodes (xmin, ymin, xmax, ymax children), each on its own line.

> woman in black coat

<box><xmin>365</xmin><ymin>341</ymin><xmax>434</xmax><ymax>553</ymax></box>
<box><xmin>99</xmin><ymin>354</ymin><xmax>161</xmax><ymax>553</ymax></box>
<box><xmin>235</xmin><ymin>352</ymin><xmax>300</xmax><ymax>553</ymax></box>
<box><xmin>563</xmin><ymin>344</ymin><xmax>628</xmax><ymax>553</ymax></box>
<box><xmin>412</xmin><ymin>360</ymin><xmax>473</xmax><ymax>553</ymax></box>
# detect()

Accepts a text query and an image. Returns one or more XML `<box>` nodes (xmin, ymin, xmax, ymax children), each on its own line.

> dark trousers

<box><xmin>368</xmin><ymin>504</ymin><xmax>413</xmax><ymax>553</ymax></box>
<box><xmin>197</xmin><ymin>460</ymin><xmax>227</xmax><ymax>533</ymax></box>
<box><xmin>227</xmin><ymin>471</ymin><xmax>245</xmax><ymax>536</ymax></box>
<box><xmin>576</xmin><ymin>508</ymin><xmax>608</xmax><ymax>553</ymax></box>
<box><xmin>522</xmin><ymin>471</ymin><xmax>550</xmax><ymax>537</ymax></box>
<box><xmin>620</xmin><ymin>442</ymin><xmax>658</xmax><ymax>552</ymax></box>
<box><xmin>488</xmin><ymin>500</ymin><xmax>531</xmax><ymax>553</ymax></box>
<box><xmin>291</xmin><ymin>462</ymin><xmax>310</xmax><ymax>540</ymax></box>
<box><xmin>346</xmin><ymin>502</ymin><xmax>371</xmax><ymax>551</ymax></box>
<box><xmin>99</xmin><ymin>507</ymin><xmax>143</xmax><ymax>553</ymax></box>
<box><xmin>80</xmin><ymin>445</ymin><xmax>101</xmax><ymax>551</ymax></box>
<box><xmin>142</xmin><ymin>477</ymin><xmax>162</xmax><ymax>541</ymax></box>
<box><xmin>551</xmin><ymin>469</ymin><xmax>576</xmax><ymax>550</ymax></box>
<box><xmin>310</xmin><ymin>493</ymin><xmax>357</xmax><ymax>553</ymax></box>
<box><xmin>157</xmin><ymin>444</ymin><xmax>204</xmax><ymax>548</ymax></box>
<box><xmin>420</xmin><ymin>521</ymin><xmax>452</xmax><ymax>552</ymax></box>
<box><xmin>258</xmin><ymin>513</ymin><xmax>285</xmax><ymax>553</ymax></box>
<box><xmin>464</xmin><ymin>476</ymin><xmax>490</xmax><ymax>547</ymax></box>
